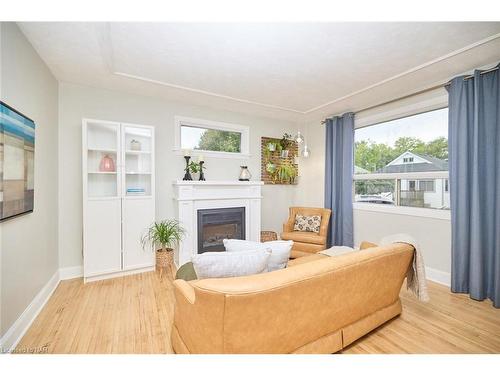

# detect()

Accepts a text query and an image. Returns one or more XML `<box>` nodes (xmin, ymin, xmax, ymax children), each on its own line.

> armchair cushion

<box><xmin>280</xmin><ymin>231</ymin><xmax>326</xmax><ymax>245</ymax></box>
<box><xmin>293</xmin><ymin>214</ymin><xmax>321</xmax><ymax>233</ymax></box>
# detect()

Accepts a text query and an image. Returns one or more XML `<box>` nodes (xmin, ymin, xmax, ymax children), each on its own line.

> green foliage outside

<box><xmin>196</xmin><ymin>129</ymin><xmax>241</xmax><ymax>153</ymax></box>
<box><xmin>355</xmin><ymin>136</ymin><xmax>448</xmax><ymax>173</ymax></box>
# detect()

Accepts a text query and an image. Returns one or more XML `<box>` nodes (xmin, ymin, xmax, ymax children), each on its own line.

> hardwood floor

<box><xmin>16</xmin><ymin>270</ymin><xmax>500</xmax><ymax>354</ymax></box>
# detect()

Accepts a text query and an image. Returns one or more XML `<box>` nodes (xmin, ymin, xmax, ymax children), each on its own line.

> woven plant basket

<box><xmin>156</xmin><ymin>249</ymin><xmax>174</xmax><ymax>268</ymax></box>
<box><xmin>260</xmin><ymin>231</ymin><xmax>278</xmax><ymax>242</ymax></box>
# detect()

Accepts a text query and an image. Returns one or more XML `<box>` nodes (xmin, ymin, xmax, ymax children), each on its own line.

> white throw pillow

<box><xmin>223</xmin><ymin>239</ymin><xmax>293</xmax><ymax>271</ymax></box>
<box><xmin>192</xmin><ymin>249</ymin><xmax>271</xmax><ymax>279</ymax></box>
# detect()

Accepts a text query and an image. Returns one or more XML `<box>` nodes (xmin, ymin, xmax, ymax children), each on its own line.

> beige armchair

<box><xmin>281</xmin><ymin>207</ymin><xmax>332</xmax><ymax>258</ymax></box>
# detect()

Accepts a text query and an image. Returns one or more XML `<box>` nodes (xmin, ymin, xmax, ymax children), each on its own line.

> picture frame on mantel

<box><xmin>260</xmin><ymin>136</ymin><xmax>298</xmax><ymax>185</ymax></box>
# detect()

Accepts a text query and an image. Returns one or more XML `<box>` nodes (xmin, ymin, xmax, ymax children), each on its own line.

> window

<box><xmin>354</xmin><ymin>108</ymin><xmax>449</xmax><ymax>210</ymax></box>
<box><xmin>174</xmin><ymin>116</ymin><xmax>250</xmax><ymax>158</ymax></box>
<box><xmin>418</xmin><ymin>180</ymin><xmax>435</xmax><ymax>192</ymax></box>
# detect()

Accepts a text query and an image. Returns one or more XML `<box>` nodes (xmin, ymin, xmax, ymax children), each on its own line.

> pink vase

<box><xmin>99</xmin><ymin>154</ymin><xmax>115</xmax><ymax>172</ymax></box>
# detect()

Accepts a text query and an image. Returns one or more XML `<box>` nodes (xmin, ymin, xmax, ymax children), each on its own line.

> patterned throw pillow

<box><xmin>293</xmin><ymin>215</ymin><xmax>321</xmax><ymax>233</ymax></box>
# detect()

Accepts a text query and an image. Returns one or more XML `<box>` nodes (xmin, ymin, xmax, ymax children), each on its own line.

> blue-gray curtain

<box><xmin>447</xmin><ymin>63</ymin><xmax>500</xmax><ymax>308</ymax></box>
<box><xmin>324</xmin><ymin>113</ymin><xmax>354</xmax><ymax>247</ymax></box>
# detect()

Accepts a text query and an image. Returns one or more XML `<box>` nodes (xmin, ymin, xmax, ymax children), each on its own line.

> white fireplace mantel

<box><xmin>173</xmin><ymin>180</ymin><xmax>263</xmax><ymax>267</ymax></box>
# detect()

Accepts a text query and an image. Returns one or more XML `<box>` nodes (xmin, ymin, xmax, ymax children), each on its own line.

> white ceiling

<box><xmin>18</xmin><ymin>22</ymin><xmax>500</xmax><ymax>122</ymax></box>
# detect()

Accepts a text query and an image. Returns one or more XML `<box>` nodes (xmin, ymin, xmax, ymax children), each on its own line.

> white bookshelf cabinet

<box><xmin>82</xmin><ymin>119</ymin><xmax>155</xmax><ymax>282</ymax></box>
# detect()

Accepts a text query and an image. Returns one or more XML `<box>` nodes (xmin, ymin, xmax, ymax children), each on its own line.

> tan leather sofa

<box><xmin>280</xmin><ymin>206</ymin><xmax>332</xmax><ymax>258</ymax></box>
<box><xmin>171</xmin><ymin>242</ymin><xmax>414</xmax><ymax>354</ymax></box>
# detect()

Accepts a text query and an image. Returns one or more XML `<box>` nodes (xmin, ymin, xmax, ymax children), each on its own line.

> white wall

<box><xmin>295</xmin><ymin>88</ymin><xmax>452</xmax><ymax>276</ymax></box>
<box><xmin>58</xmin><ymin>82</ymin><xmax>299</xmax><ymax>269</ymax></box>
<box><xmin>0</xmin><ymin>22</ymin><xmax>59</xmax><ymax>337</ymax></box>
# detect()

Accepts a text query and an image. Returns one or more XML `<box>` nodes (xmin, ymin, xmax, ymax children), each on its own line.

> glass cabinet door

<box><xmin>122</xmin><ymin>125</ymin><xmax>153</xmax><ymax>197</ymax></box>
<box><xmin>86</xmin><ymin>121</ymin><xmax>120</xmax><ymax>198</ymax></box>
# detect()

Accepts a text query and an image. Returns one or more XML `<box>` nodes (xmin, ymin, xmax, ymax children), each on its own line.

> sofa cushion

<box><xmin>192</xmin><ymin>249</ymin><xmax>271</xmax><ymax>279</ymax></box>
<box><xmin>223</xmin><ymin>239</ymin><xmax>292</xmax><ymax>271</ymax></box>
<box><xmin>280</xmin><ymin>231</ymin><xmax>326</xmax><ymax>245</ymax></box>
<box><xmin>175</xmin><ymin>261</ymin><xmax>198</xmax><ymax>281</ymax></box>
<box><xmin>293</xmin><ymin>214</ymin><xmax>321</xmax><ymax>233</ymax></box>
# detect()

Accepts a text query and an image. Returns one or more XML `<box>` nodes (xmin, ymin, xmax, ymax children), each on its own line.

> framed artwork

<box><xmin>0</xmin><ymin>101</ymin><xmax>35</xmax><ymax>221</ymax></box>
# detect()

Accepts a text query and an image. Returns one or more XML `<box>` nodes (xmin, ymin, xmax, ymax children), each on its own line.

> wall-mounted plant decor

<box><xmin>261</xmin><ymin>135</ymin><xmax>298</xmax><ymax>185</ymax></box>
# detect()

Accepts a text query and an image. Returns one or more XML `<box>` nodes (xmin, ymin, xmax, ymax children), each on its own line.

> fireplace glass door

<box><xmin>197</xmin><ymin>207</ymin><xmax>246</xmax><ymax>253</ymax></box>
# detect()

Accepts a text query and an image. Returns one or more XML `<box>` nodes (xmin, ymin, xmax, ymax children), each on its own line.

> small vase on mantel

<box><xmin>238</xmin><ymin>166</ymin><xmax>252</xmax><ymax>181</ymax></box>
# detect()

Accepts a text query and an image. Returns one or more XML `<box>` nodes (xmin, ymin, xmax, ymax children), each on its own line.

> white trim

<box><xmin>114</xmin><ymin>71</ymin><xmax>303</xmax><ymax>114</ymax></box>
<box><xmin>59</xmin><ymin>266</ymin><xmax>83</xmax><ymax>280</ymax></box>
<box><xmin>355</xmin><ymin>92</ymin><xmax>448</xmax><ymax>129</ymax></box>
<box><xmin>426</xmin><ymin>266</ymin><xmax>451</xmax><ymax>287</ymax></box>
<box><xmin>353</xmin><ymin>171</ymin><xmax>448</xmax><ymax>181</ymax></box>
<box><xmin>107</xmin><ymin>33</ymin><xmax>500</xmax><ymax>116</ymax></box>
<box><xmin>306</xmin><ymin>33</ymin><xmax>500</xmax><ymax>114</ymax></box>
<box><xmin>0</xmin><ymin>270</ymin><xmax>59</xmax><ymax>353</ymax></box>
<box><xmin>174</xmin><ymin>115</ymin><xmax>250</xmax><ymax>158</ymax></box>
<box><xmin>83</xmin><ymin>266</ymin><xmax>155</xmax><ymax>283</ymax></box>
<box><xmin>353</xmin><ymin>202</ymin><xmax>451</xmax><ymax>221</ymax></box>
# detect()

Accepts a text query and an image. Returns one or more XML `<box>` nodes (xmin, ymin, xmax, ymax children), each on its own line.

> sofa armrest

<box><xmin>172</xmin><ymin>280</ymin><xmax>225</xmax><ymax>353</ymax></box>
<box><xmin>359</xmin><ymin>241</ymin><xmax>378</xmax><ymax>250</ymax></box>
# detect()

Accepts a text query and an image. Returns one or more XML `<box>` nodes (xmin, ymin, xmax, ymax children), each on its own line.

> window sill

<box><xmin>353</xmin><ymin>202</ymin><xmax>451</xmax><ymax>220</ymax></box>
<box><xmin>173</xmin><ymin>148</ymin><xmax>251</xmax><ymax>159</ymax></box>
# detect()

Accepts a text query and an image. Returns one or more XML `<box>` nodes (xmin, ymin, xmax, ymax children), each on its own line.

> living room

<box><xmin>1</xmin><ymin>1</ymin><xmax>500</xmax><ymax>372</ymax></box>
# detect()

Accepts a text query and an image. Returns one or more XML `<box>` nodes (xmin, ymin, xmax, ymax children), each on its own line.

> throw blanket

<box><xmin>380</xmin><ymin>234</ymin><xmax>430</xmax><ymax>302</ymax></box>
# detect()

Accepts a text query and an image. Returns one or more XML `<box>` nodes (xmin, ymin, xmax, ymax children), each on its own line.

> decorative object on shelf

<box><xmin>99</xmin><ymin>154</ymin><xmax>115</xmax><ymax>172</ymax></box>
<box><xmin>260</xmin><ymin>230</ymin><xmax>278</xmax><ymax>242</ymax></box>
<box><xmin>239</xmin><ymin>166</ymin><xmax>252</xmax><ymax>181</ymax></box>
<box><xmin>141</xmin><ymin>219</ymin><xmax>185</xmax><ymax>279</ymax></box>
<box><xmin>127</xmin><ymin>187</ymin><xmax>146</xmax><ymax>196</ymax></box>
<box><xmin>261</xmin><ymin>136</ymin><xmax>298</xmax><ymax>185</ymax></box>
<box><xmin>183</xmin><ymin>156</ymin><xmax>192</xmax><ymax>180</ymax></box>
<box><xmin>199</xmin><ymin>161</ymin><xmax>206</xmax><ymax>181</ymax></box>
<box><xmin>130</xmin><ymin>139</ymin><xmax>141</xmax><ymax>151</ymax></box>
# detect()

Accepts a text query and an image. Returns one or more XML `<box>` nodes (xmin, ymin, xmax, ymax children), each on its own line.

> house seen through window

<box><xmin>354</xmin><ymin>107</ymin><xmax>449</xmax><ymax>210</ymax></box>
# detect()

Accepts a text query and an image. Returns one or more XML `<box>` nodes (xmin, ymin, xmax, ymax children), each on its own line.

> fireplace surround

<box><xmin>173</xmin><ymin>180</ymin><xmax>263</xmax><ymax>267</ymax></box>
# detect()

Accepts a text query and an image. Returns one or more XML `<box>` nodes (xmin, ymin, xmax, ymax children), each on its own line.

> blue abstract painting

<box><xmin>0</xmin><ymin>101</ymin><xmax>35</xmax><ymax>221</ymax></box>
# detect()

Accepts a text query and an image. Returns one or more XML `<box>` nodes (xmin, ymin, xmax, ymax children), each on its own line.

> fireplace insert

<box><xmin>197</xmin><ymin>207</ymin><xmax>246</xmax><ymax>253</ymax></box>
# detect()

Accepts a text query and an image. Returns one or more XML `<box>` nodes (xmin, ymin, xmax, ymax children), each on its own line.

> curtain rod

<box><xmin>320</xmin><ymin>65</ymin><xmax>499</xmax><ymax>124</ymax></box>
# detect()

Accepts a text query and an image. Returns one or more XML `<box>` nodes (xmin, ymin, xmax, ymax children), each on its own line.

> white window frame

<box><xmin>353</xmin><ymin>90</ymin><xmax>450</xmax><ymax>220</ymax></box>
<box><xmin>174</xmin><ymin>116</ymin><xmax>250</xmax><ymax>159</ymax></box>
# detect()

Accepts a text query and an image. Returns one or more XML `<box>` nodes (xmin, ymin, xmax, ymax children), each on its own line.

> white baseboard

<box><xmin>425</xmin><ymin>266</ymin><xmax>451</xmax><ymax>287</ymax></box>
<box><xmin>59</xmin><ymin>265</ymin><xmax>83</xmax><ymax>280</ymax></box>
<box><xmin>0</xmin><ymin>270</ymin><xmax>60</xmax><ymax>353</ymax></box>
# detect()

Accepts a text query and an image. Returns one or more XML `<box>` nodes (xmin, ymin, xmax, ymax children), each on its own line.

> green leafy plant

<box><xmin>279</xmin><ymin>133</ymin><xmax>294</xmax><ymax>150</ymax></box>
<box><xmin>273</xmin><ymin>160</ymin><xmax>297</xmax><ymax>184</ymax></box>
<box><xmin>187</xmin><ymin>161</ymin><xmax>205</xmax><ymax>174</ymax></box>
<box><xmin>141</xmin><ymin>219</ymin><xmax>185</xmax><ymax>252</ymax></box>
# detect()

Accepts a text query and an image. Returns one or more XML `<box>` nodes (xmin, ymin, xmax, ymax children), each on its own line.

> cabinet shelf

<box><xmin>125</xmin><ymin>150</ymin><xmax>151</xmax><ymax>155</ymax></box>
<box><xmin>88</xmin><ymin>171</ymin><xmax>117</xmax><ymax>174</ymax></box>
<box><xmin>88</xmin><ymin>148</ymin><xmax>117</xmax><ymax>153</ymax></box>
<box><xmin>126</xmin><ymin>172</ymin><xmax>151</xmax><ymax>175</ymax></box>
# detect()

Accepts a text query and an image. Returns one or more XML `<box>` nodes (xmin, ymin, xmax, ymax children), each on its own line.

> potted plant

<box><xmin>141</xmin><ymin>219</ymin><xmax>185</xmax><ymax>277</ymax></box>
<box><xmin>279</xmin><ymin>133</ymin><xmax>294</xmax><ymax>158</ymax></box>
<box><xmin>187</xmin><ymin>161</ymin><xmax>204</xmax><ymax>179</ymax></box>
<box><xmin>274</xmin><ymin>161</ymin><xmax>297</xmax><ymax>184</ymax></box>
